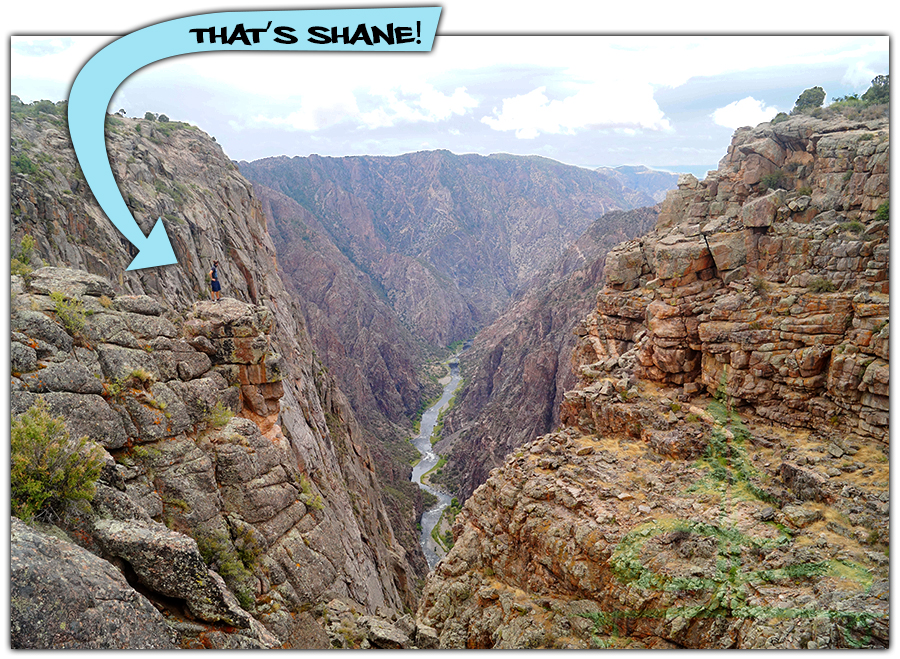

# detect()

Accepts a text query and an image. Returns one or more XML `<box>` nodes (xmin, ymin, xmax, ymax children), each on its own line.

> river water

<box><xmin>410</xmin><ymin>360</ymin><xmax>461</xmax><ymax>568</ymax></box>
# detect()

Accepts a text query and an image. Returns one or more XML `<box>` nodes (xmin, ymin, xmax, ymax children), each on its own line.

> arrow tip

<box><xmin>126</xmin><ymin>218</ymin><xmax>178</xmax><ymax>271</ymax></box>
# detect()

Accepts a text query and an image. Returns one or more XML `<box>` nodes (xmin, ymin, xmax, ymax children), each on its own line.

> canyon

<box><xmin>9</xmin><ymin>94</ymin><xmax>888</xmax><ymax>649</ymax></box>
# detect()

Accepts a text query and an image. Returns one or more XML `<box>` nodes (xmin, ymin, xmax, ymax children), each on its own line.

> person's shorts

<box><xmin>211</xmin><ymin>281</ymin><xmax>221</xmax><ymax>292</ymax></box>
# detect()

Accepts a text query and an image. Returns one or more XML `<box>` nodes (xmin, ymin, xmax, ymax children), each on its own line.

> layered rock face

<box><xmin>11</xmin><ymin>102</ymin><xmax>421</xmax><ymax>647</ymax></box>
<box><xmin>573</xmin><ymin>113</ymin><xmax>889</xmax><ymax>443</ymax></box>
<box><xmin>437</xmin><ymin>207</ymin><xmax>660</xmax><ymax>499</ymax></box>
<box><xmin>10</xmin><ymin>269</ymin><xmax>416</xmax><ymax>647</ymax></box>
<box><xmin>416</xmin><ymin>112</ymin><xmax>889</xmax><ymax>648</ymax></box>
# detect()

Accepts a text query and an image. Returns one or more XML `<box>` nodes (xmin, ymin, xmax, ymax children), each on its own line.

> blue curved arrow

<box><xmin>68</xmin><ymin>8</ymin><xmax>441</xmax><ymax>271</ymax></box>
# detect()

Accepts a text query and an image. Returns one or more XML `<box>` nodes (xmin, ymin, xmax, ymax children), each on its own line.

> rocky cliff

<box><xmin>253</xmin><ymin>182</ymin><xmax>433</xmax><ymax>579</ymax></box>
<box><xmin>240</xmin><ymin>151</ymin><xmax>674</xmax><ymax>552</ymax></box>
<box><xmin>437</xmin><ymin>206</ymin><xmax>660</xmax><ymax>499</ymax></box>
<box><xmin>10</xmin><ymin>99</ymin><xmax>424</xmax><ymax>647</ymax></box>
<box><xmin>416</xmin><ymin>110</ymin><xmax>889</xmax><ymax>648</ymax></box>
<box><xmin>239</xmin><ymin>151</ymin><xmax>662</xmax><ymax>348</ymax></box>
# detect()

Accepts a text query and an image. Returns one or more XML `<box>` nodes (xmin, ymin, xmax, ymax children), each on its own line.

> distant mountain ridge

<box><xmin>594</xmin><ymin>165</ymin><xmax>680</xmax><ymax>202</ymax></box>
<box><xmin>238</xmin><ymin>151</ymin><xmax>670</xmax><ymax>349</ymax></box>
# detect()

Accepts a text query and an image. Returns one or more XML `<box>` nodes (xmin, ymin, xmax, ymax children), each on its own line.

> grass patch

<box><xmin>49</xmin><ymin>291</ymin><xmax>86</xmax><ymax>335</ymax></box>
<box><xmin>807</xmin><ymin>277</ymin><xmax>837</xmax><ymax>293</ymax></box>
<box><xmin>206</xmin><ymin>401</ymin><xmax>234</xmax><ymax>428</ymax></box>
<box><xmin>11</xmin><ymin>234</ymin><xmax>36</xmax><ymax>276</ymax></box>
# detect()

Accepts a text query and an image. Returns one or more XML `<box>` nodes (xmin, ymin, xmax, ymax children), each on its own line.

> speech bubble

<box><xmin>68</xmin><ymin>7</ymin><xmax>441</xmax><ymax>271</ymax></box>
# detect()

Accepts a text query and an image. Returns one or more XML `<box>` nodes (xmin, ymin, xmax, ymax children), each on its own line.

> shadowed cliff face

<box><xmin>416</xmin><ymin>111</ymin><xmax>889</xmax><ymax>649</ymax></box>
<box><xmin>10</xmin><ymin>103</ymin><xmax>424</xmax><ymax>646</ymax></box>
<box><xmin>436</xmin><ymin>207</ymin><xmax>661</xmax><ymax>500</ymax></box>
<box><xmin>238</xmin><ymin>151</ymin><xmax>661</xmax><ymax>348</ymax></box>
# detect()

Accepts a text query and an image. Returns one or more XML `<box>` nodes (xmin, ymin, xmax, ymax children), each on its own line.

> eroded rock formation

<box><xmin>416</xmin><ymin>111</ymin><xmax>889</xmax><ymax>648</ymax></box>
<box><xmin>10</xmin><ymin>102</ymin><xmax>422</xmax><ymax>647</ymax></box>
<box><xmin>10</xmin><ymin>268</ymin><xmax>419</xmax><ymax>647</ymax></box>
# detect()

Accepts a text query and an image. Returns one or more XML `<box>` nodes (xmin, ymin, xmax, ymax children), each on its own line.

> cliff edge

<box><xmin>416</xmin><ymin>111</ymin><xmax>889</xmax><ymax>648</ymax></box>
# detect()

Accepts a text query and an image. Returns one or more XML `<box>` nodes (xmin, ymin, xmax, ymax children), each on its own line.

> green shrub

<box><xmin>195</xmin><ymin>529</ymin><xmax>256</xmax><ymax>610</ymax></box>
<box><xmin>797</xmin><ymin>186</ymin><xmax>813</xmax><ymax>196</ymax></box>
<box><xmin>807</xmin><ymin>277</ymin><xmax>837</xmax><ymax>293</ymax></box>
<box><xmin>11</xmin><ymin>398</ymin><xmax>105</xmax><ymax>521</ymax></box>
<box><xmin>792</xmin><ymin>86</ymin><xmax>825</xmax><ymax>113</ymax></box>
<box><xmin>11</xmin><ymin>153</ymin><xmax>38</xmax><ymax>176</ymax></box>
<box><xmin>874</xmin><ymin>201</ymin><xmax>889</xmax><ymax>222</ymax></box>
<box><xmin>129</xmin><ymin>368</ymin><xmax>156</xmax><ymax>386</ymax></box>
<box><xmin>839</xmin><ymin>221</ymin><xmax>865</xmax><ymax>234</ymax></box>
<box><xmin>49</xmin><ymin>291</ymin><xmax>86</xmax><ymax>335</ymax></box>
<box><xmin>860</xmin><ymin>74</ymin><xmax>889</xmax><ymax>105</ymax></box>
<box><xmin>750</xmin><ymin>275</ymin><xmax>769</xmax><ymax>293</ymax></box>
<box><xmin>11</xmin><ymin>234</ymin><xmax>36</xmax><ymax>276</ymax></box>
<box><xmin>771</xmin><ymin>112</ymin><xmax>789</xmax><ymax>124</ymax></box>
<box><xmin>759</xmin><ymin>169</ymin><xmax>787</xmax><ymax>191</ymax></box>
<box><xmin>206</xmin><ymin>401</ymin><xmax>234</xmax><ymax>428</ymax></box>
<box><xmin>144</xmin><ymin>111</ymin><xmax>157</xmax><ymax>121</ymax></box>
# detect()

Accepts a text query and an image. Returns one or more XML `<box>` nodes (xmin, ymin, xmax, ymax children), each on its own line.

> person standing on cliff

<box><xmin>209</xmin><ymin>260</ymin><xmax>222</xmax><ymax>302</ymax></box>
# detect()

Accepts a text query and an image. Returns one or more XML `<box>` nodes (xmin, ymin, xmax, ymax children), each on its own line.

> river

<box><xmin>410</xmin><ymin>360</ymin><xmax>462</xmax><ymax>568</ymax></box>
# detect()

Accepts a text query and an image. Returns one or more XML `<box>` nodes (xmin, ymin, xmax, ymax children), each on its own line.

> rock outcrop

<box><xmin>10</xmin><ymin>517</ymin><xmax>177</xmax><ymax>649</ymax></box>
<box><xmin>11</xmin><ymin>269</ymin><xmax>415</xmax><ymax>647</ymax></box>
<box><xmin>569</xmin><ymin>112</ymin><xmax>889</xmax><ymax>443</ymax></box>
<box><xmin>416</xmin><ymin>111</ymin><xmax>889</xmax><ymax>648</ymax></box>
<box><xmin>11</xmin><ymin>100</ymin><xmax>421</xmax><ymax>647</ymax></box>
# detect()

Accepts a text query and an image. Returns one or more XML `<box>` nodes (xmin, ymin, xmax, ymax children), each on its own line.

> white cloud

<box><xmin>841</xmin><ymin>61</ymin><xmax>879</xmax><ymax>90</ymax></box>
<box><xmin>481</xmin><ymin>84</ymin><xmax>671</xmax><ymax>139</ymax></box>
<box><xmin>359</xmin><ymin>85</ymin><xmax>477</xmax><ymax>129</ymax></box>
<box><xmin>11</xmin><ymin>36</ymin><xmax>112</xmax><ymax>103</ymax></box>
<box><xmin>251</xmin><ymin>92</ymin><xmax>360</xmax><ymax>131</ymax></box>
<box><xmin>711</xmin><ymin>96</ymin><xmax>780</xmax><ymax>130</ymax></box>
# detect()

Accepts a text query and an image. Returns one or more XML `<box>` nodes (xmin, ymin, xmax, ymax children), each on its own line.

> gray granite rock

<box><xmin>10</xmin><ymin>517</ymin><xmax>176</xmax><ymax>649</ymax></box>
<box><xmin>93</xmin><ymin>518</ymin><xmax>251</xmax><ymax>627</ymax></box>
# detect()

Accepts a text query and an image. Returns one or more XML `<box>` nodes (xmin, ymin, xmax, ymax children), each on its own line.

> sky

<box><xmin>7</xmin><ymin>4</ymin><xmax>891</xmax><ymax>177</ymax></box>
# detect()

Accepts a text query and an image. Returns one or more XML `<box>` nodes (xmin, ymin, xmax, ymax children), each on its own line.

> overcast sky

<box><xmin>7</xmin><ymin>4</ymin><xmax>892</xmax><ymax>177</ymax></box>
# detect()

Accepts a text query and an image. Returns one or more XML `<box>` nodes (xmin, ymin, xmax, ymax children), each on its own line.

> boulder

<box><xmin>742</xmin><ymin>192</ymin><xmax>780</xmax><ymax>228</ymax></box>
<box><xmin>10</xmin><ymin>341</ymin><xmax>37</xmax><ymax>374</ymax></box>
<box><xmin>782</xmin><ymin>504</ymin><xmax>822</xmax><ymax>528</ymax></box>
<box><xmin>706</xmin><ymin>231</ymin><xmax>749</xmax><ymax>271</ymax></box>
<box><xmin>176</xmin><ymin>351</ymin><xmax>213</xmax><ymax>380</ymax></box>
<box><xmin>360</xmin><ymin>616</ymin><xmax>411</xmax><ymax>649</ymax></box>
<box><xmin>37</xmin><ymin>391</ymin><xmax>128</xmax><ymax>450</ymax></box>
<box><xmin>20</xmin><ymin>359</ymin><xmax>104</xmax><ymax>395</ymax></box>
<box><xmin>112</xmin><ymin>295</ymin><xmax>165</xmax><ymax>316</ymax></box>
<box><xmin>96</xmin><ymin>344</ymin><xmax>160</xmax><ymax>382</ymax></box>
<box><xmin>123</xmin><ymin>383</ymin><xmax>192</xmax><ymax>441</ymax></box>
<box><xmin>27</xmin><ymin>267</ymin><xmax>117</xmax><ymax>298</ymax></box>
<box><xmin>654</xmin><ymin>236</ymin><xmax>713</xmax><ymax>280</ymax></box>
<box><xmin>10</xmin><ymin>517</ymin><xmax>175</xmax><ymax>649</ymax></box>
<box><xmin>92</xmin><ymin>519</ymin><xmax>251</xmax><ymax>627</ymax></box>
<box><xmin>11</xmin><ymin>309</ymin><xmax>73</xmax><ymax>354</ymax></box>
